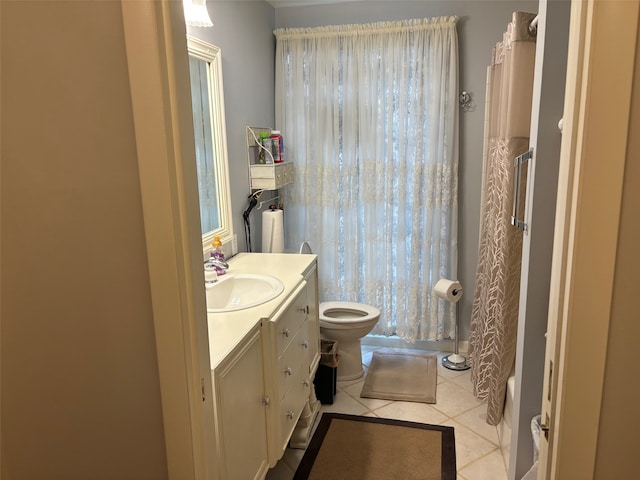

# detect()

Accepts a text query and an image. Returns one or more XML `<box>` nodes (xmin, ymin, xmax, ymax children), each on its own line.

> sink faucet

<box><xmin>205</xmin><ymin>257</ymin><xmax>229</xmax><ymax>275</ymax></box>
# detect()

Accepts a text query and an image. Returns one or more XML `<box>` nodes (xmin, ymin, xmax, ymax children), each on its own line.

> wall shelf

<box><xmin>246</xmin><ymin>126</ymin><xmax>293</xmax><ymax>191</ymax></box>
<box><xmin>249</xmin><ymin>162</ymin><xmax>294</xmax><ymax>190</ymax></box>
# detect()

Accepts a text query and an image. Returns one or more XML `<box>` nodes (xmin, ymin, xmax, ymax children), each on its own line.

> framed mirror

<box><xmin>187</xmin><ymin>35</ymin><xmax>233</xmax><ymax>250</ymax></box>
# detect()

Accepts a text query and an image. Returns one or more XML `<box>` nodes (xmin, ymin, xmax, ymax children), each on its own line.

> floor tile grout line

<box><xmin>457</xmin><ymin>445</ymin><xmax>504</xmax><ymax>475</ymax></box>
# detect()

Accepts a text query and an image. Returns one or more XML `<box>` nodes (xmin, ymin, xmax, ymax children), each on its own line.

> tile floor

<box><xmin>266</xmin><ymin>345</ymin><xmax>508</xmax><ymax>480</ymax></box>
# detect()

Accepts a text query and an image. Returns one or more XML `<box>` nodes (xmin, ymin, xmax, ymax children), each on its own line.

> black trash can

<box><xmin>313</xmin><ymin>340</ymin><xmax>339</xmax><ymax>404</ymax></box>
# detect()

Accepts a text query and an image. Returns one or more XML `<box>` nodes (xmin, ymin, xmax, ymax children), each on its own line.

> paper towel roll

<box><xmin>433</xmin><ymin>279</ymin><xmax>463</xmax><ymax>303</ymax></box>
<box><xmin>262</xmin><ymin>208</ymin><xmax>284</xmax><ymax>253</ymax></box>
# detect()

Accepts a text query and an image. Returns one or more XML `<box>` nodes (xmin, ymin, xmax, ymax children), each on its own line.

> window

<box><xmin>187</xmin><ymin>36</ymin><xmax>233</xmax><ymax>250</ymax></box>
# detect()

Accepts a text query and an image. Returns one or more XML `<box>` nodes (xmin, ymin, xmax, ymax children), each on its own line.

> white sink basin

<box><xmin>205</xmin><ymin>274</ymin><xmax>284</xmax><ymax>313</ymax></box>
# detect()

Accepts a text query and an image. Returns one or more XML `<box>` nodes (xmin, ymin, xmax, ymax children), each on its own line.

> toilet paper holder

<box><xmin>434</xmin><ymin>279</ymin><xmax>470</xmax><ymax>371</ymax></box>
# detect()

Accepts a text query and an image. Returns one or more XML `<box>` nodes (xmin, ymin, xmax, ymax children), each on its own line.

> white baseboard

<box><xmin>362</xmin><ymin>335</ymin><xmax>469</xmax><ymax>354</ymax></box>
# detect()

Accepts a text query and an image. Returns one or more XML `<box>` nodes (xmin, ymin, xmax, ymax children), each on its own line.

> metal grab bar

<box><xmin>511</xmin><ymin>148</ymin><xmax>533</xmax><ymax>232</ymax></box>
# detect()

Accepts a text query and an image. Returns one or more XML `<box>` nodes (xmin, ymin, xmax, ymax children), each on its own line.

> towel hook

<box><xmin>459</xmin><ymin>91</ymin><xmax>475</xmax><ymax>112</ymax></box>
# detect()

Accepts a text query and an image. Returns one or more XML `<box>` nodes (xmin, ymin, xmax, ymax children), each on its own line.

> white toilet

<box><xmin>319</xmin><ymin>301</ymin><xmax>380</xmax><ymax>381</ymax></box>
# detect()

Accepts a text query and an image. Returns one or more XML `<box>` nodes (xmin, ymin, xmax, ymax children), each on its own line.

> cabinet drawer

<box><xmin>278</xmin><ymin>379</ymin><xmax>310</xmax><ymax>452</ymax></box>
<box><xmin>249</xmin><ymin>162</ymin><xmax>294</xmax><ymax>190</ymax></box>
<box><xmin>276</xmin><ymin>329</ymin><xmax>302</xmax><ymax>399</ymax></box>
<box><xmin>273</xmin><ymin>292</ymin><xmax>307</xmax><ymax>355</ymax></box>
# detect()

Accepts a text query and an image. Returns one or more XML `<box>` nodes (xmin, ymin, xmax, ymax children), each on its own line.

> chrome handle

<box><xmin>262</xmin><ymin>396</ymin><xmax>270</xmax><ymax>406</ymax></box>
<box><xmin>284</xmin><ymin>367</ymin><xmax>292</xmax><ymax>376</ymax></box>
<box><xmin>282</xmin><ymin>328</ymin><xmax>289</xmax><ymax>338</ymax></box>
<box><xmin>287</xmin><ymin>410</ymin><xmax>295</xmax><ymax>420</ymax></box>
<box><xmin>511</xmin><ymin>148</ymin><xmax>532</xmax><ymax>232</ymax></box>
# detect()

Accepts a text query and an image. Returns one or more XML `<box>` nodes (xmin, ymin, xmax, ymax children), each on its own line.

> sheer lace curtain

<box><xmin>274</xmin><ymin>18</ymin><xmax>459</xmax><ymax>342</ymax></box>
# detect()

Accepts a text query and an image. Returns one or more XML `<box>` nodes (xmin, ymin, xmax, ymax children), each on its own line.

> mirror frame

<box><xmin>186</xmin><ymin>35</ymin><xmax>233</xmax><ymax>251</ymax></box>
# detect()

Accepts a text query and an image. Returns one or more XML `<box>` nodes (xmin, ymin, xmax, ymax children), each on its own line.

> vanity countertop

<box><xmin>206</xmin><ymin>252</ymin><xmax>317</xmax><ymax>369</ymax></box>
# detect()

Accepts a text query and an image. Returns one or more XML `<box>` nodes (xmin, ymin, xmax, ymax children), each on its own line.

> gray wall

<box><xmin>187</xmin><ymin>1</ymin><xmax>276</xmax><ymax>254</ymax></box>
<box><xmin>189</xmin><ymin>0</ymin><xmax>538</xmax><ymax>340</ymax></box>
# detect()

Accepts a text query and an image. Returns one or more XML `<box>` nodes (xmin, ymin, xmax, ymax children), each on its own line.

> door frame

<box><xmin>121</xmin><ymin>2</ymin><xmax>217</xmax><ymax>479</ymax></box>
<box><xmin>538</xmin><ymin>1</ymin><xmax>639</xmax><ymax>478</ymax></box>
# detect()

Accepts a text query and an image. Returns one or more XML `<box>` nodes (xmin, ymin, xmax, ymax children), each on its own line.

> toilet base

<box><xmin>336</xmin><ymin>339</ymin><xmax>365</xmax><ymax>381</ymax></box>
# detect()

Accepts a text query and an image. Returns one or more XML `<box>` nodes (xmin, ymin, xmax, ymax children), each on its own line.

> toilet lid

<box><xmin>319</xmin><ymin>301</ymin><xmax>380</xmax><ymax>324</ymax></box>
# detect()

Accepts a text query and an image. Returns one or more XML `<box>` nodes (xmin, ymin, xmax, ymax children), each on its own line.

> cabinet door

<box><xmin>214</xmin><ymin>325</ymin><xmax>269</xmax><ymax>480</ymax></box>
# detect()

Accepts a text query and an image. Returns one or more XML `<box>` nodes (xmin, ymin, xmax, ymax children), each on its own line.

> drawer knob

<box><xmin>287</xmin><ymin>410</ymin><xmax>295</xmax><ymax>420</ymax></box>
<box><xmin>302</xmin><ymin>379</ymin><xmax>310</xmax><ymax>387</ymax></box>
<box><xmin>284</xmin><ymin>367</ymin><xmax>292</xmax><ymax>376</ymax></box>
<box><xmin>282</xmin><ymin>328</ymin><xmax>290</xmax><ymax>338</ymax></box>
<box><xmin>262</xmin><ymin>396</ymin><xmax>270</xmax><ymax>406</ymax></box>
<box><xmin>302</xmin><ymin>341</ymin><xmax>309</xmax><ymax>349</ymax></box>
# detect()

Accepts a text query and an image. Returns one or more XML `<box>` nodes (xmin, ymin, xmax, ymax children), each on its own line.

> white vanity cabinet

<box><xmin>262</xmin><ymin>263</ymin><xmax>320</xmax><ymax>466</ymax></box>
<box><xmin>207</xmin><ymin>254</ymin><xmax>321</xmax><ymax>478</ymax></box>
<box><xmin>211</xmin><ymin>323</ymin><xmax>269</xmax><ymax>480</ymax></box>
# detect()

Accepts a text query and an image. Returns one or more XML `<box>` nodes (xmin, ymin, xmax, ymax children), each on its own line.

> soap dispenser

<box><xmin>210</xmin><ymin>235</ymin><xmax>227</xmax><ymax>275</ymax></box>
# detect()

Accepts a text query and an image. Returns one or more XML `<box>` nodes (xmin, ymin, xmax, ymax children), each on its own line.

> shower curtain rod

<box><xmin>529</xmin><ymin>14</ymin><xmax>539</xmax><ymax>35</ymax></box>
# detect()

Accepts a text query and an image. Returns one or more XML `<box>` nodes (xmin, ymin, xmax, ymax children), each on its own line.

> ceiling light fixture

<box><xmin>182</xmin><ymin>0</ymin><xmax>213</xmax><ymax>28</ymax></box>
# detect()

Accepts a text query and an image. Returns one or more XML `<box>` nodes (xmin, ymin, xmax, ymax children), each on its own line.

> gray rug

<box><xmin>360</xmin><ymin>351</ymin><xmax>438</xmax><ymax>404</ymax></box>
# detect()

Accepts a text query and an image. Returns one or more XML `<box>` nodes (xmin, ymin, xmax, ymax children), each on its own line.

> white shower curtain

<box><xmin>274</xmin><ymin>18</ymin><xmax>459</xmax><ymax>341</ymax></box>
<box><xmin>469</xmin><ymin>11</ymin><xmax>537</xmax><ymax>425</ymax></box>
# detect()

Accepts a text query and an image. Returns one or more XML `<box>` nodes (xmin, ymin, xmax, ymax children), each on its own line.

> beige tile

<box><xmin>442</xmin><ymin>419</ymin><xmax>498</xmax><ymax>469</ymax></box>
<box><xmin>319</xmin><ymin>390</ymin><xmax>369</xmax><ymax>416</ymax></box>
<box><xmin>432</xmin><ymin>380</ymin><xmax>484</xmax><ymax>417</ymax></box>
<box><xmin>340</xmin><ymin>378</ymin><xmax>365</xmax><ymax>395</ymax></box>
<box><xmin>450</xmin><ymin>369</ymin><xmax>474</xmax><ymax>392</ymax></box>
<box><xmin>459</xmin><ymin>448</ymin><xmax>508</xmax><ymax>480</ymax></box>
<box><xmin>372</xmin><ymin>400</ymin><xmax>448</xmax><ymax>425</ymax></box>
<box><xmin>454</xmin><ymin>404</ymin><xmax>499</xmax><ymax>446</ymax></box>
<box><xmin>437</xmin><ymin>362</ymin><xmax>470</xmax><ymax>380</ymax></box>
<box><xmin>336</xmin><ymin>376</ymin><xmax>362</xmax><ymax>389</ymax></box>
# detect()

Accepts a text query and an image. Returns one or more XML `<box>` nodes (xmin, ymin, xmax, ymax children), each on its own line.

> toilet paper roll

<box><xmin>262</xmin><ymin>208</ymin><xmax>284</xmax><ymax>253</ymax></box>
<box><xmin>433</xmin><ymin>279</ymin><xmax>463</xmax><ymax>303</ymax></box>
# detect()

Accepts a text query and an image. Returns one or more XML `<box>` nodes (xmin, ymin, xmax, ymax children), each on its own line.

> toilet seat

<box><xmin>319</xmin><ymin>301</ymin><xmax>380</xmax><ymax>325</ymax></box>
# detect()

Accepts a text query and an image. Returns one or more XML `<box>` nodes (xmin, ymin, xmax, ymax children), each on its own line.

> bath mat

<box><xmin>360</xmin><ymin>351</ymin><xmax>438</xmax><ymax>403</ymax></box>
<box><xmin>292</xmin><ymin>413</ymin><xmax>456</xmax><ymax>480</ymax></box>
